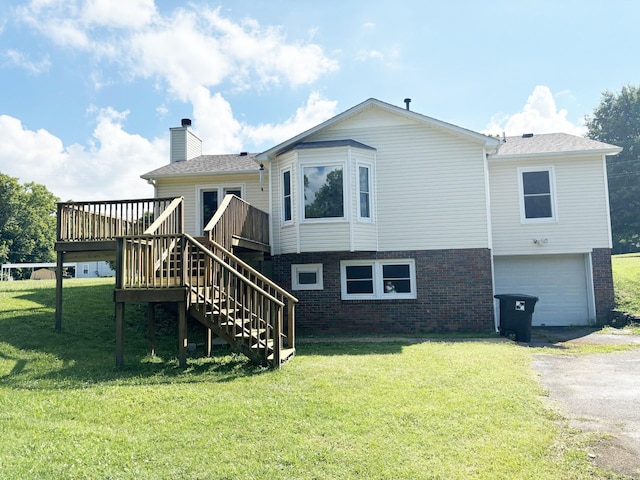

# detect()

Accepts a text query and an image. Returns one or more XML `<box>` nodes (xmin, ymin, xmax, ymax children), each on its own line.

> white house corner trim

<box><xmin>602</xmin><ymin>155</ymin><xmax>613</xmax><ymax>249</ymax></box>
<box><xmin>585</xmin><ymin>251</ymin><xmax>597</xmax><ymax>323</ymax></box>
<box><xmin>483</xmin><ymin>149</ymin><xmax>493</xmax><ymax>249</ymax></box>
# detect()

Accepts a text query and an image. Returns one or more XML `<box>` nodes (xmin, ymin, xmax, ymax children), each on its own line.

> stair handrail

<box><xmin>205</xmin><ymin>238</ymin><xmax>296</xmax><ymax>350</ymax></box>
<box><xmin>206</xmin><ymin>238</ymin><xmax>298</xmax><ymax>304</ymax></box>
<box><xmin>183</xmin><ymin>234</ymin><xmax>285</xmax><ymax>307</ymax></box>
<box><xmin>144</xmin><ymin>196</ymin><xmax>184</xmax><ymax>235</ymax></box>
<box><xmin>203</xmin><ymin>194</ymin><xmax>269</xmax><ymax>251</ymax></box>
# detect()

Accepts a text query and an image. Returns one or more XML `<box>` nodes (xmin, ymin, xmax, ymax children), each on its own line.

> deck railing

<box><xmin>57</xmin><ymin>197</ymin><xmax>182</xmax><ymax>242</ymax></box>
<box><xmin>204</xmin><ymin>194</ymin><xmax>269</xmax><ymax>251</ymax></box>
<box><xmin>117</xmin><ymin>234</ymin><xmax>184</xmax><ymax>289</ymax></box>
<box><xmin>116</xmin><ymin>233</ymin><xmax>295</xmax><ymax>364</ymax></box>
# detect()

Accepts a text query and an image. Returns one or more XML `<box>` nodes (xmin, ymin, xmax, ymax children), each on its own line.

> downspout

<box><xmin>268</xmin><ymin>157</ymin><xmax>275</xmax><ymax>257</ymax></box>
<box><xmin>484</xmin><ymin>147</ymin><xmax>498</xmax><ymax>332</ymax></box>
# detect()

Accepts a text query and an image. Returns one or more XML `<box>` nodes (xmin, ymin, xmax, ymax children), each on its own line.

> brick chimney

<box><xmin>170</xmin><ymin>118</ymin><xmax>202</xmax><ymax>163</ymax></box>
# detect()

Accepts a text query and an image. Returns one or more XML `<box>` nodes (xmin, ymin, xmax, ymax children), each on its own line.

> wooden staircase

<box><xmin>55</xmin><ymin>195</ymin><xmax>296</xmax><ymax>368</ymax></box>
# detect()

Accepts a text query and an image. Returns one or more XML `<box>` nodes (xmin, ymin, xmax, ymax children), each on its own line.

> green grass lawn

<box><xmin>612</xmin><ymin>252</ymin><xmax>640</xmax><ymax>317</ymax></box>
<box><xmin>0</xmin><ymin>279</ymin><xmax>624</xmax><ymax>479</ymax></box>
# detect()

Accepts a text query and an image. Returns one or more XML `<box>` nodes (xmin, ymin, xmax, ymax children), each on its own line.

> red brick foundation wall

<box><xmin>592</xmin><ymin>248</ymin><xmax>615</xmax><ymax>321</ymax></box>
<box><xmin>272</xmin><ymin>249</ymin><xmax>495</xmax><ymax>335</ymax></box>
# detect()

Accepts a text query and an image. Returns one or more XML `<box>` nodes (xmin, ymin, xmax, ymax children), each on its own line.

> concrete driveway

<box><xmin>531</xmin><ymin>328</ymin><xmax>640</xmax><ymax>478</ymax></box>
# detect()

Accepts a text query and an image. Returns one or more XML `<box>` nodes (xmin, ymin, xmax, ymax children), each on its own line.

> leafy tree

<box><xmin>0</xmin><ymin>173</ymin><xmax>59</xmax><ymax>268</ymax></box>
<box><xmin>585</xmin><ymin>85</ymin><xmax>640</xmax><ymax>253</ymax></box>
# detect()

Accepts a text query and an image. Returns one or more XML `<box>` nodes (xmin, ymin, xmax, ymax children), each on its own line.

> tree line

<box><xmin>0</xmin><ymin>173</ymin><xmax>58</xmax><ymax>272</ymax></box>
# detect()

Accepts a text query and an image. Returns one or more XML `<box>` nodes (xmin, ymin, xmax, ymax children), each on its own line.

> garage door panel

<box><xmin>494</xmin><ymin>255</ymin><xmax>590</xmax><ymax>327</ymax></box>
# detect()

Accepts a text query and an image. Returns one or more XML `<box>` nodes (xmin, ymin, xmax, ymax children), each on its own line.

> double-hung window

<box><xmin>519</xmin><ymin>167</ymin><xmax>556</xmax><ymax>222</ymax></box>
<box><xmin>358</xmin><ymin>164</ymin><xmax>372</xmax><ymax>220</ymax></box>
<box><xmin>341</xmin><ymin>259</ymin><xmax>416</xmax><ymax>300</ymax></box>
<box><xmin>282</xmin><ymin>169</ymin><xmax>292</xmax><ymax>223</ymax></box>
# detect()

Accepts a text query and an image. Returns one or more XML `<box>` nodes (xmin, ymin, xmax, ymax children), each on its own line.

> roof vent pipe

<box><xmin>404</xmin><ymin>98</ymin><xmax>411</xmax><ymax>110</ymax></box>
<box><xmin>181</xmin><ymin>118</ymin><xmax>192</xmax><ymax>128</ymax></box>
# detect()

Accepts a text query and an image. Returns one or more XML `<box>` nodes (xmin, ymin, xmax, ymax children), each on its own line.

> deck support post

<box><xmin>205</xmin><ymin>327</ymin><xmax>212</xmax><ymax>357</ymax></box>
<box><xmin>55</xmin><ymin>251</ymin><xmax>64</xmax><ymax>331</ymax></box>
<box><xmin>115</xmin><ymin>302</ymin><xmax>125</xmax><ymax>367</ymax></box>
<box><xmin>178</xmin><ymin>301</ymin><xmax>187</xmax><ymax>368</ymax></box>
<box><xmin>147</xmin><ymin>303</ymin><xmax>156</xmax><ymax>357</ymax></box>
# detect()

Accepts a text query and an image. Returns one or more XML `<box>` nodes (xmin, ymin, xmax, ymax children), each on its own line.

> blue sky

<box><xmin>1</xmin><ymin>0</ymin><xmax>639</xmax><ymax>201</ymax></box>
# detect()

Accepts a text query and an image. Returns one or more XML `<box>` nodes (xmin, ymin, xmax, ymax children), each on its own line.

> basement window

<box><xmin>291</xmin><ymin>264</ymin><xmax>323</xmax><ymax>290</ymax></box>
<box><xmin>340</xmin><ymin>259</ymin><xmax>416</xmax><ymax>300</ymax></box>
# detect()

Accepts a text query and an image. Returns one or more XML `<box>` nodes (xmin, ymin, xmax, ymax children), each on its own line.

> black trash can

<box><xmin>494</xmin><ymin>294</ymin><xmax>539</xmax><ymax>342</ymax></box>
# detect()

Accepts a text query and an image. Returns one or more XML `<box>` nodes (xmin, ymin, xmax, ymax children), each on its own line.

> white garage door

<box><xmin>493</xmin><ymin>254</ymin><xmax>592</xmax><ymax>327</ymax></box>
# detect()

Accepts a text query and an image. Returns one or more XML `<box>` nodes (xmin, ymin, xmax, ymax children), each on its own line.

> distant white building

<box><xmin>1</xmin><ymin>261</ymin><xmax>114</xmax><ymax>280</ymax></box>
<box><xmin>75</xmin><ymin>261</ymin><xmax>115</xmax><ymax>278</ymax></box>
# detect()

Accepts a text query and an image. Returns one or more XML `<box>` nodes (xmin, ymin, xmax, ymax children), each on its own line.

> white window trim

<box><xmin>356</xmin><ymin>161</ymin><xmax>374</xmax><ymax>222</ymax></box>
<box><xmin>291</xmin><ymin>263</ymin><xmax>324</xmax><ymax>290</ymax></box>
<box><xmin>299</xmin><ymin>161</ymin><xmax>348</xmax><ymax>223</ymax></box>
<box><xmin>340</xmin><ymin>259</ymin><xmax>416</xmax><ymax>300</ymax></box>
<box><xmin>281</xmin><ymin>167</ymin><xmax>293</xmax><ymax>226</ymax></box>
<box><xmin>517</xmin><ymin>166</ymin><xmax>558</xmax><ymax>224</ymax></box>
<box><xmin>195</xmin><ymin>184</ymin><xmax>245</xmax><ymax>232</ymax></box>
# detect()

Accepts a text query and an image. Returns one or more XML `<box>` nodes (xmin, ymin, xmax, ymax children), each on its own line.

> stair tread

<box><xmin>267</xmin><ymin>348</ymin><xmax>296</xmax><ymax>363</ymax></box>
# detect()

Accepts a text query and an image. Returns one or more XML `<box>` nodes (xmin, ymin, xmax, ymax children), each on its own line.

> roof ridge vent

<box><xmin>239</xmin><ymin>151</ymin><xmax>248</xmax><ymax>156</ymax></box>
<box><xmin>522</xmin><ymin>133</ymin><xmax>534</xmax><ymax>138</ymax></box>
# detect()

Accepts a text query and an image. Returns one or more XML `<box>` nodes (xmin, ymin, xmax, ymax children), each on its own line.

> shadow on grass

<box><xmin>0</xmin><ymin>282</ymin><xmax>267</xmax><ymax>389</ymax></box>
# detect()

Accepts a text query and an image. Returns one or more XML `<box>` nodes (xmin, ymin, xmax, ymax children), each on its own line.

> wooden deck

<box><xmin>55</xmin><ymin>195</ymin><xmax>296</xmax><ymax>369</ymax></box>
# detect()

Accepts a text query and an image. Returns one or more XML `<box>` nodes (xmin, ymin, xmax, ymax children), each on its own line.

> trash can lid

<box><xmin>494</xmin><ymin>293</ymin><xmax>539</xmax><ymax>301</ymax></box>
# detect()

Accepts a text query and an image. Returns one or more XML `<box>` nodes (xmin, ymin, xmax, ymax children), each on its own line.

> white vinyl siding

<box><xmin>186</xmin><ymin>130</ymin><xmax>202</xmax><ymax>161</ymax></box>
<box><xmin>489</xmin><ymin>155</ymin><xmax>611</xmax><ymax>255</ymax></box>
<box><xmin>170</xmin><ymin>127</ymin><xmax>202</xmax><ymax>163</ymax></box>
<box><xmin>154</xmin><ymin>174</ymin><xmax>268</xmax><ymax>236</ymax></box>
<box><xmin>308</xmin><ymin>119</ymin><xmax>489</xmax><ymax>251</ymax></box>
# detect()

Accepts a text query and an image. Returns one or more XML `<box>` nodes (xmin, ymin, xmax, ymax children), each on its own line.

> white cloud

<box><xmin>17</xmin><ymin>1</ymin><xmax>91</xmax><ymax>49</ymax></box>
<box><xmin>14</xmin><ymin>1</ymin><xmax>340</xmax><ymax>155</ymax></box>
<box><xmin>483</xmin><ymin>85</ymin><xmax>585</xmax><ymax>136</ymax></box>
<box><xmin>242</xmin><ymin>92</ymin><xmax>338</xmax><ymax>148</ymax></box>
<box><xmin>355</xmin><ymin>49</ymin><xmax>385</xmax><ymax>62</ymax></box>
<box><xmin>190</xmin><ymin>87</ymin><xmax>243</xmax><ymax>153</ymax></box>
<box><xmin>5</xmin><ymin>1</ymin><xmax>342</xmax><ymax>200</ymax></box>
<box><xmin>362</xmin><ymin>22</ymin><xmax>376</xmax><ymax>30</ymax></box>
<box><xmin>0</xmin><ymin>111</ymin><xmax>166</xmax><ymax>201</ymax></box>
<box><xmin>4</xmin><ymin>49</ymin><xmax>51</xmax><ymax>74</ymax></box>
<box><xmin>81</xmin><ymin>0</ymin><xmax>157</xmax><ymax>29</ymax></box>
<box><xmin>17</xmin><ymin>3</ymin><xmax>338</xmax><ymax>97</ymax></box>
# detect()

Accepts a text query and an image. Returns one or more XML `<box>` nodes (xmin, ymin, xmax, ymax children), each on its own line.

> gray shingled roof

<box><xmin>141</xmin><ymin>153</ymin><xmax>260</xmax><ymax>179</ymax></box>
<box><xmin>493</xmin><ymin>133</ymin><xmax>622</xmax><ymax>158</ymax></box>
